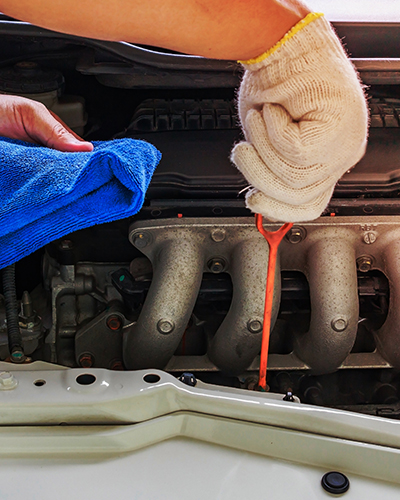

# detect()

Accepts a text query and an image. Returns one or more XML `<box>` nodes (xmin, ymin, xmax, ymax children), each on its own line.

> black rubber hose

<box><xmin>2</xmin><ymin>264</ymin><xmax>25</xmax><ymax>362</ymax></box>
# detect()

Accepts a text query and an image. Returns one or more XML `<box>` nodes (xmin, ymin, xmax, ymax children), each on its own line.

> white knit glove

<box><xmin>232</xmin><ymin>13</ymin><xmax>369</xmax><ymax>222</ymax></box>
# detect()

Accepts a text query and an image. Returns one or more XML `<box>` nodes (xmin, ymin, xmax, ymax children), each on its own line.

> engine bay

<box><xmin>1</xmin><ymin>16</ymin><xmax>400</xmax><ymax>419</ymax></box>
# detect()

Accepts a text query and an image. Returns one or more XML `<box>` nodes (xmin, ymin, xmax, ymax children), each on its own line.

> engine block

<box><xmin>45</xmin><ymin>216</ymin><xmax>400</xmax><ymax>378</ymax></box>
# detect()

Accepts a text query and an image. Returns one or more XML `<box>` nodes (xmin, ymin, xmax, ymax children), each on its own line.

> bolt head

<box><xmin>79</xmin><ymin>353</ymin><xmax>94</xmax><ymax>368</ymax></box>
<box><xmin>207</xmin><ymin>258</ymin><xmax>226</xmax><ymax>273</ymax></box>
<box><xmin>363</xmin><ymin>232</ymin><xmax>377</xmax><ymax>245</ymax></box>
<box><xmin>247</xmin><ymin>319</ymin><xmax>262</xmax><ymax>334</ymax></box>
<box><xmin>286</xmin><ymin>226</ymin><xmax>306</xmax><ymax>244</ymax></box>
<box><xmin>331</xmin><ymin>317</ymin><xmax>348</xmax><ymax>332</ymax></box>
<box><xmin>107</xmin><ymin>315</ymin><xmax>122</xmax><ymax>331</ymax></box>
<box><xmin>110</xmin><ymin>360</ymin><xmax>124</xmax><ymax>370</ymax></box>
<box><xmin>211</xmin><ymin>228</ymin><xmax>226</xmax><ymax>242</ymax></box>
<box><xmin>157</xmin><ymin>319</ymin><xmax>175</xmax><ymax>334</ymax></box>
<box><xmin>133</xmin><ymin>232</ymin><xmax>151</xmax><ymax>249</ymax></box>
<box><xmin>357</xmin><ymin>255</ymin><xmax>373</xmax><ymax>272</ymax></box>
<box><xmin>11</xmin><ymin>349</ymin><xmax>26</xmax><ymax>364</ymax></box>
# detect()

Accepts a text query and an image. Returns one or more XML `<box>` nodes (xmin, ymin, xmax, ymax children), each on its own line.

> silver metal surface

<box><xmin>124</xmin><ymin>232</ymin><xmax>204</xmax><ymax>369</ymax></box>
<box><xmin>374</xmin><ymin>234</ymin><xmax>400</xmax><ymax>367</ymax></box>
<box><xmin>45</xmin><ymin>216</ymin><xmax>400</xmax><ymax>374</ymax></box>
<box><xmin>46</xmin><ymin>263</ymin><xmax>90</xmax><ymax>362</ymax></box>
<box><xmin>127</xmin><ymin>219</ymin><xmax>280</xmax><ymax>373</ymax></box>
<box><xmin>122</xmin><ymin>216</ymin><xmax>400</xmax><ymax>374</ymax></box>
<box><xmin>293</xmin><ymin>229</ymin><xmax>359</xmax><ymax>374</ymax></box>
<box><xmin>164</xmin><ymin>351</ymin><xmax>392</xmax><ymax>372</ymax></box>
<box><xmin>208</xmin><ymin>238</ymin><xmax>280</xmax><ymax>374</ymax></box>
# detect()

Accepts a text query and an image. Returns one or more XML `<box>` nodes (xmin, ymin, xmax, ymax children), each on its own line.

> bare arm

<box><xmin>0</xmin><ymin>0</ymin><xmax>310</xmax><ymax>60</ymax></box>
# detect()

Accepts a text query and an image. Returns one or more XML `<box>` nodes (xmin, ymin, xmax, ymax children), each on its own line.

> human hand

<box><xmin>0</xmin><ymin>94</ymin><xmax>93</xmax><ymax>152</ymax></box>
<box><xmin>232</xmin><ymin>13</ymin><xmax>369</xmax><ymax>222</ymax></box>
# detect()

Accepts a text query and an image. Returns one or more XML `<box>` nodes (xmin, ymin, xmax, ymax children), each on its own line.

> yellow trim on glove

<box><xmin>238</xmin><ymin>12</ymin><xmax>324</xmax><ymax>65</ymax></box>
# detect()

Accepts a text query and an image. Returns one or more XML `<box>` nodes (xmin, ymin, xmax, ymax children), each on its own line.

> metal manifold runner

<box><xmin>121</xmin><ymin>216</ymin><xmax>400</xmax><ymax>375</ymax></box>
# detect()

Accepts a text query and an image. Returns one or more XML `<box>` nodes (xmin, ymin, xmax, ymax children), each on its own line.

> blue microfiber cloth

<box><xmin>0</xmin><ymin>137</ymin><xmax>161</xmax><ymax>269</ymax></box>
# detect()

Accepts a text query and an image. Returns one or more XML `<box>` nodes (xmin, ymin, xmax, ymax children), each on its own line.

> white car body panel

<box><xmin>0</xmin><ymin>363</ymin><xmax>400</xmax><ymax>497</ymax></box>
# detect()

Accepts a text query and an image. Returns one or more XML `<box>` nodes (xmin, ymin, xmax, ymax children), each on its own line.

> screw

<box><xmin>178</xmin><ymin>372</ymin><xmax>197</xmax><ymax>387</ymax></box>
<box><xmin>363</xmin><ymin>232</ymin><xmax>377</xmax><ymax>245</ymax></box>
<box><xmin>357</xmin><ymin>255</ymin><xmax>373</xmax><ymax>272</ymax></box>
<box><xmin>110</xmin><ymin>360</ymin><xmax>124</xmax><ymax>370</ymax></box>
<box><xmin>79</xmin><ymin>353</ymin><xmax>94</xmax><ymax>368</ymax></box>
<box><xmin>286</xmin><ymin>226</ymin><xmax>306</xmax><ymax>244</ymax></box>
<box><xmin>157</xmin><ymin>319</ymin><xmax>175</xmax><ymax>334</ymax></box>
<box><xmin>331</xmin><ymin>317</ymin><xmax>348</xmax><ymax>332</ymax></box>
<box><xmin>247</xmin><ymin>319</ymin><xmax>262</xmax><ymax>334</ymax></box>
<box><xmin>207</xmin><ymin>258</ymin><xmax>226</xmax><ymax>273</ymax></box>
<box><xmin>0</xmin><ymin>372</ymin><xmax>18</xmax><ymax>390</ymax></box>
<box><xmin>107</xmin><ymin>315</ymin><xmax>122</xmax><ymax>331</ymax></box>
<box><xmin>211</xmin><ymin>228</ymin><xmax>226</xmax><ymax>242</ymax></box>
<box><xmin>132</xmin><ymin>232</ymin><xmax>151</xmax><ymax>249</ymax></box>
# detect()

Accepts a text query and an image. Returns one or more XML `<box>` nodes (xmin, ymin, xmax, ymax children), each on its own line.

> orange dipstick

<box><xmin>255</xmin><ymin>214</ymin><xmax>293</xmax><ymax>391</ymax></box>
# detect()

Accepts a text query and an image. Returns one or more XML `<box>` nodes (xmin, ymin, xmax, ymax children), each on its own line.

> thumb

<box><xmin>27</xmin><ymin>105</ymin><xmax>93</xmax><ymax>152</ymax></box>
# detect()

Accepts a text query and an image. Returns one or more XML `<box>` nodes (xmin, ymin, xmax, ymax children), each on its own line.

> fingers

<box><xmin>27</xmin><ymin>104</ymin><xmax>93</xmax><ymax>152</ymax></box>
<box><xmin>245</xmin><ymin>188</ymin><xmax>334</xmax><ymax>223</ymax></box>
<box><xmin>49</xmin><ymin>110</ymin><xmax>92</xmax><ymax>145</ymax></box>
<box><xmin>241</xmin><ymin>77</ymin><xmax>368</xmax><ymax>172</ymax></box>
<box><xmin>232</xmin><ymin>140</ymin><xmax>335</xmax><ymax>204</ymax></box>
<box><xmin>243</xmin><ymin>109</ymin><xmax>332</xmax><ymax>187</ymax></box>
<box><xmin>233</xmin><ymin>12</ymin><xmax>369</xmax><ymax>224</ymax></box>
<box><xmin>0</xmin><ymin>95</ymin><xmax>93</xmax><ymax>152</ymax></box>
<box><xmin>261</xmin><ymin>103</ymin><xmax>337</xmax><ymax>165</ymax></box>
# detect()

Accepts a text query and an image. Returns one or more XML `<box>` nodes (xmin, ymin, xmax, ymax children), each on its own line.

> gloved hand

<box><xmin>232</xmin><ymin>13</ymin><xmax>369</xmax><ymax>222</ymax></box>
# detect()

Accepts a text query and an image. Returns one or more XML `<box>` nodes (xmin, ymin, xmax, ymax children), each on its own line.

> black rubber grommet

<box><xmin>178</xmin><ymin>372</ymin><xmax>197</xmax><ymax>387</ymax></box>
<box><xmin>321</xmin><ymin>472</ymin><xmax>350</xmax><ymax>494</ymax></box>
